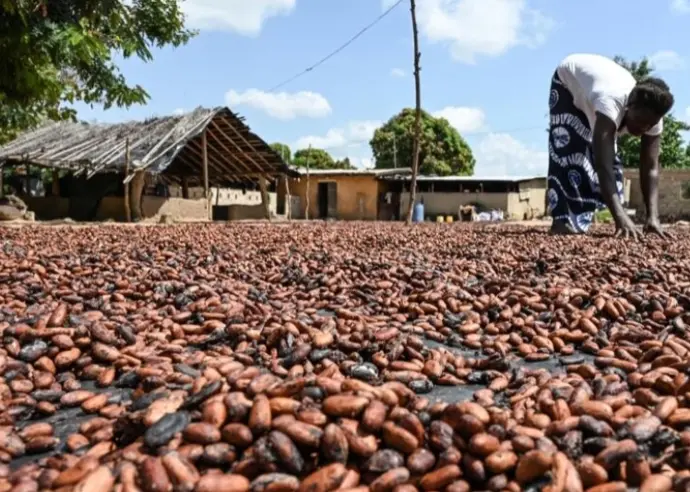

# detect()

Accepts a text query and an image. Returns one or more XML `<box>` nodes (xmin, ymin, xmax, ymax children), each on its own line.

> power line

<box><xmin>268</xmin><ymin>0</ymin><xmax>404</xmax><ymax>92</ymax></box>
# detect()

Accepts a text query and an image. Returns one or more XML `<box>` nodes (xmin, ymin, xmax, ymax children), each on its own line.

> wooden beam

<box><xmin>24</xmin><ymin>164</ymin><xmax>30</xmax><ymax>196</ymax></box>
<box><xmin>211</xmin><ymin>118</ymin><xmax>271</xmax><ymax>176</ymax></box>
<box><xmin>285</xmin><ymin>175</ymin><xmax>291</xmax><ymax>220</ymax></box>
<box><xmin>130</xmin><ymin>170</ymin><xmax>146</xmax><ymax>221</ymax></box>
<box><xmin>124</xmin><ymin>139</ymin><xmax>131</xmax><ymax>222</ymax></box>
<box><xmin>258</xmin><ymin>175</ymin><xmax>271</xmax><ymax>221</ymax></box>
<box><xmin>202</xmin><ymin>129</ymin><xmax>209</xmax><ymax>199</ymax></box>
<box><xmin>185</xmin><ymin>137</ymin><xmax>243</xmax><ymax>183</ymax></box>
<box><xmin>173</xmin><ymin>147</ymin><xmax>232</xmax><ymax>184</ymax></box>
<box><xmin>51</xmin><ymin>170</ymin><xmax>60</xmax><ymax>196</ymax></box>
<box><xmin>305</xmin><ymin>146</ymin><xmax>311</xmax><ymax>220</ymax></box>
<box><xmin>205</xmin><ymin>128</ymin><xmax>255</xmax><ymax>175</ymax></box>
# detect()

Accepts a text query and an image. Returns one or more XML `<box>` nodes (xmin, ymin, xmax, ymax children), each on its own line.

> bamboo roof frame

<box><xmin>0</xmin><ymin>106</ymin><xmax>296</xmax><ymax>186</ymax></box>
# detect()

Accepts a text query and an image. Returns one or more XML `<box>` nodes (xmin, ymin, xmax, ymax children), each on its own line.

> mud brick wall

<box><xmin>625</xmin><ymin>169</ymin><xmax>690</xmax><ymax>221</ymax></box>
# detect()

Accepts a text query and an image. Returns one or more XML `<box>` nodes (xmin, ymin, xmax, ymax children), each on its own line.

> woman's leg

<box><xmin>546</xmin><ymin>72</ymin><xmax>601</xmax><ymax>234</ymax></box>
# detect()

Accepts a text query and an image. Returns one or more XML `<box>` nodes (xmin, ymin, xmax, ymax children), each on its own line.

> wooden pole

<box><xmin>25</xmin><ymin>164</ymin><xmax>31</xmax><ymax>197</ymax></box>
<box><xmin>202</xmin><ymin>130</ymin><xmax>210</xmax><ymax>220</ymax></box>
<box><xmin>51</xmin><ymin>170</ymin><xmax>60</xmax><ymax>196</ymax></box>
<box><xmin>285</xmin><ymin>175</ymin><xmax>291</xmax><ymax>220</ymax></box>
<box><xmin>282</xmin><ymin>147</ymin><xmax>291</xmax><ymax>220</ymax></box>
<box><xmin>305</xmin><ymin>145</ymin><xmax>312</xmax><ymax>220</ymax></box>
<box><xmin>406</xmin><ymin>0</ymin><xmax>422</xmax><ymax>224</ymax></box>
<box><xmin>258</xmin><ymin>175</ymin><xmax>271</xmax><ymax>221</ymax></box>
<box><xmin>124</xmin><ymin>138</ymin><xmax>131</xmax><ymax>222</ymax></box>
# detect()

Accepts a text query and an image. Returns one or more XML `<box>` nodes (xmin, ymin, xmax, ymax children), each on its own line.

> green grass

<box><xmin>594</xmin><ymin>209</ymin><xmax>614</xmax><ymax>224</ymax></box>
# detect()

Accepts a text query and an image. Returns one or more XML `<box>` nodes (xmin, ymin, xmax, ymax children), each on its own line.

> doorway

<box><xmin>317</xmin><ymin>181</ymin><xmax>337</xmax><ymax>219</ymax></box>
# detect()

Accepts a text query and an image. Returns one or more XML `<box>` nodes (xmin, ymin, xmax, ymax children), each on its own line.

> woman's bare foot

<box><xmin>549</xmin><ymin>221</ymin><xmax>576</xmax><ymax>235</ymax></box>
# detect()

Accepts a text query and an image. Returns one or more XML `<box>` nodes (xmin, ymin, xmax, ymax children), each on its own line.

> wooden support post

<box><xmin>51</xmin><ymin>170</ymin><xmax>60</xmax><ymax>196</ymax></box>
<box><xmin>406</xmin><ymin>0</ymin><xmax>422</xmax><ymax>224</ymax></box>
<box><xmin>124</xmin><ymin>139</ymin><xmax>131</xmax><ymax>222</ymax></box>
<box><xmin>25</xmin><ymin>164</ymin><xmax>31</xmax><ymax>197</ymax></box>
<box><xmin>182</xmin><ymin>177</ymin><xmax>189</xmax><ymax>199</ymax></box>
<box><xmin>202</xmin><ymin>130</ymin><xmax>210</xmax><ymax>220</ymax></box>
<box><xmin>129</xmin><ymin>170</ymin><xmax>146</xmax><ymax>221</ymax></box>
<box><xmin>285</xmin><ymin>175</ymin><xmax>291</xmax><ymax>220</ymax></box>
<box><xmin>305</xmin><ymin>145</ymin><xmax>312</xmax><ymax>220</ymax></box>
<box><xmin>259</xmin><ymin>175</ymin><xmax>271</xmax><ymax>221</ymax></box>
<box><xmin>0</xmin><ymin>166</ymin><xmax>4</xmax><ymax>198</ymax></box>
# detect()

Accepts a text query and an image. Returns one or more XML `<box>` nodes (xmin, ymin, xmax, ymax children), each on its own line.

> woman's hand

<box><xmin>643</xmin><ymin>217</ymin><xmax>669</xmax><ymax>238</ymax></box>
<box><xmin>614</xmin><ymin>214</ymin><xmax>641</xmax><ymax>240</ymax></box>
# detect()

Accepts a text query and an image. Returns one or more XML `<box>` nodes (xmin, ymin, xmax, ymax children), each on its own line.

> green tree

<box><xmin>370</xmin><ymin>108</ymin><xmax>475</xmax><ymax>176</ymax></box>
<box><xmin>271</xmin><ymin>143</ymin><xmax>292</xmax><ymax>163</ymax></box>
<box><xmin>333</xmin><ymin>157</ymin><xmax>356</xmax><ymax>169</ymax></box>
<box><xmin>0</xmin><ymin>0</ymin><xmax>195</xmax><ymax>143</ymax></box>
<box><xmin>613</xmin><ymin>55</ymin><xmax>690</xmax><ymax>168</ymax></box>
<box><xmin>293</xmin><ymin>148</ymin><xmax>335</xmax><ymax>169</ymax></box>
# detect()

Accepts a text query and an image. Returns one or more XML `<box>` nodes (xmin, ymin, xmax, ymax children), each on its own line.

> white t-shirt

<box><xmin>556</xmin><ymin>53</ymin><xmax>663</xmax><ymax>136</ymax></box>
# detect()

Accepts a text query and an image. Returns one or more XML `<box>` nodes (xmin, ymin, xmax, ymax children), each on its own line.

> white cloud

<box><xmin>295</xmin><ymin>121</ymin><xmax>381</xmax><ymax>169</ymax></box>
<box><xmin>433</xmin><ymin>107</ymin><xmax>486</xmax><ymax>133</ymax></box>
<box><xmin>172</xmin><ymin>108</ymin><xmax>185</xmax><ymax>115</ymax></box>
<box><xmin>294</xmin><ymin>121</ymin><xmax>381</xmax><ymax>150</ymax></box>
<box><xmin>225</xmin><ymin>89</ymin><xmax>331</xmax><ymax>120</ymax></box>
<box><xmin>391</xmin><ymin>68</ymin><xmax>406</xmax><ymax>77</ymax></box>
<box><xmin>404</xmin><ymin>0</ymin><xmax>554</xmax><ymax>63</ymax></box>
<box><xmin>671</xmin><ymin>0</ymin><xmax>690</xmax><ymax>13</ymax></box>
<box><xmin>341</xmin><ymin>156</ymin><xmax>375</xmax><ymax>169</ymax></box>
<box><xmin>292</xmin><ymin>110</ymin><xmax>548</xmax><ymax>176</ymax></box>
<box><xmin>473</xmin><ymin>133</ymin><xmax>547</xmax><ymax>176</ymax></box>
<box><xmin>182</xmin><ymin>0</ymin><xmax>295</xmax><ymax>35</ymax></box>
<box><xmin>648</xmin><ymin>50</ymin><xmax>685</xmax><ymax>71</ymax></box>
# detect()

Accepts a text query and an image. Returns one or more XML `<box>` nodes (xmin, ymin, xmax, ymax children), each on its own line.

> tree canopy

<box><xmin>270</xmin><ymin>143</ymin><xmax>292</xmax><ymax>164</ymax></box>
<box><xmin>614</xmin><ymin>55</ymin><xmax>690</xmax><ymax>168</ymax></box>
<box><xmin>0</xmin><ymin>0</ymin><xmax>195</xmax><ymax>143</ymax></box>
<box><xmin>292</xmin><ymin>148</ymin><xmax>355</xmax><ymax>170</ymax></box>
<box><xmin>370</xmin><ymin>108</ymin><xmax>475</xmax><ymax>176</ymax></box>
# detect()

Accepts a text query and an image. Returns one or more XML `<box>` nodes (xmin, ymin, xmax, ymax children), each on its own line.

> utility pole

<box><xmin>405</xmin><ymin>0</ymin><xmax>422</xmax><ymax>224</ymax></box>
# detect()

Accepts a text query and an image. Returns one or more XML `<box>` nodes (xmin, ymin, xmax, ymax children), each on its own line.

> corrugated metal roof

<box><xmin>380</xmin><ymin>174</ymin><xmax>546</xmax><ymax>182</ymax></box>
<box><xmin>292</xmin><ymin>167</ymin><xmax>412</xmax><ymax>177</ymax></box>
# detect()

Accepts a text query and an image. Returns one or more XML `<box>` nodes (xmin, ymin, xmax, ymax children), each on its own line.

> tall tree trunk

<box><xmin>406</xmin><ymin>0</ymin><xmax>422</xmax><ymax>224</ymax></box>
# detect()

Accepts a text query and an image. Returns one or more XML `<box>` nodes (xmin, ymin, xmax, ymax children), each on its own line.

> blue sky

<box><xmin>74</xmin><ymin>0</ymin><xmax>690</xmax><ymax>176</ymax></box>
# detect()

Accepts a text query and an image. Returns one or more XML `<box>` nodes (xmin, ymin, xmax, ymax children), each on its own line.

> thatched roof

<box><xmin>0</xmin><ymin>106</ymin><xmax>293</xmax><ymax>185</ymax></box>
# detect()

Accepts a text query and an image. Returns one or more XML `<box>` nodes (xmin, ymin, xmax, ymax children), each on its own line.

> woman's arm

<box><xmin>592</xmin><ymin>112</ymin><xmax>627</xmax><ymax>223</ymax></box>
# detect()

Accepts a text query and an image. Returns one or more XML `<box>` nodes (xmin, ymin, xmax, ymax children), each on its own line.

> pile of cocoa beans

<box><xmin>0</xmin><ymin>222</ymin><xmax>689</xmax><ymax>492</ymax></box>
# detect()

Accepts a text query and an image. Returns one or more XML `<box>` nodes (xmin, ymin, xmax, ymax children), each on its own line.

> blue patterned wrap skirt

<box><xmin>547</xmin><ymin>71</ymin><xmax>625</xmax><ymax>232</ymax></box>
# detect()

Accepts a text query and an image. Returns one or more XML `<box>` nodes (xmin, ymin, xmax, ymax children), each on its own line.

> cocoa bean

<box><xmin>144</xmin><ymin>411</ymin><xmax>190</xmax><ymax>449</ymax></box>
<box><xmin>299</xmin><ymin>463</ymin><xmax>347</xmax><ymax>492</ymax></box>
<box><xmin>139</xmin><ymin>457</ymin><xmax>172</xmax><ymax>492</ymax></box>
<box><xmin>196</xmin><ymin>474</ymin><xmax>250</xmax><ymax>492</ymax></box>
<box><xmin>183</xmin><ymin>422</ymin><xmax>221</xmax><ymax>445</ymax></box>
<box><xmin>370</xmin><ymin>467</ymin><xmax>409</xmax><ymax>492</ymax></box>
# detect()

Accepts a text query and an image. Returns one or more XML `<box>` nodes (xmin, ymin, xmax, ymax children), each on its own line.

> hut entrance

<box><xmin>317</xmin><ymin>181</ymin><xmax>337</xmax><ymax>219</ymax></box>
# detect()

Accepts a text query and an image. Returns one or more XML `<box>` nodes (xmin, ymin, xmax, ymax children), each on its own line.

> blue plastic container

<box><xmin>413</xmin><ymin>202</ymin><xmax>424</xmax><ymax>223</ymax></box>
